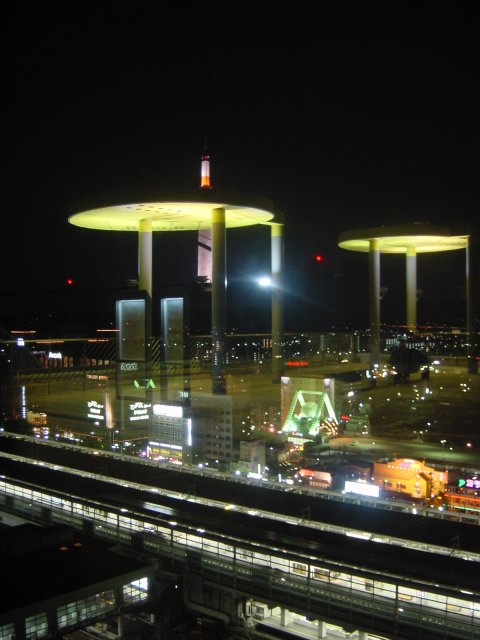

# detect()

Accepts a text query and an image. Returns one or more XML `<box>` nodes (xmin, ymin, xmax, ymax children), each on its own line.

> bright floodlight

<box><xmin>258</xmin><ymin>276</ymin><xmax>272</xmax><ymax>287</ymax></box>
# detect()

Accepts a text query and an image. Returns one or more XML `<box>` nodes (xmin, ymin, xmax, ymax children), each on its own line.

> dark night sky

<box><xmin>4</xmin><ymin>4</ymin><xmax>480</xmax><ymax>332</ymax></box>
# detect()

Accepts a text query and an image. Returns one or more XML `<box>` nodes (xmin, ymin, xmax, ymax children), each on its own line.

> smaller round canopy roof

<box><xmin>338</xmin><ymin>224</ymin><xmax>468</xmax><ymax>254</ymax></box>
<box><xmin>68</xmin><ymin>190</ymin><xmax>277</xmax><ymax>232</ymax></box>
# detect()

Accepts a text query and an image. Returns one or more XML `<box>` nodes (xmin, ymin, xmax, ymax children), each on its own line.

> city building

<box><xmin>148</xmin><ymin>402</ymin><xmax>192</xmax><ymax>464</ymax></box>
<box><xmin>280</xmin><ymin>375</ymin><xmax>338</xmax><ymax>447</ymax></box>
<box><xmin>145</xmin><ymin>394</ymin><xmax>235</xmax><ymax>469</ymax></box>
<box><xmin>238</xmin><ymin>439</ymin><xmax>266</xmax><ymax>475</ymax></box>
<box><xmin>190</xmin><ymin>391</ymin><xmax>233</xmax><ymax>469</ymax></box>
<box><xmin>372</xmin><ymin>457</ymin><xmax>448</xmax><ymax>499</ymax></box>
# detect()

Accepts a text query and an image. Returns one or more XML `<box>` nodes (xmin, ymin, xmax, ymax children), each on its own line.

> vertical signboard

<box><xmin>161</xmin><ymin>298</ymin><xmax>184</xmax><ymax>364</ymax></box>
<box><xmin>116</xmin><ymin>298</ymin><xmax>150</xmax><ymax>402</ymax></box>
<box><xmin>117</xmin><ymin>299</ymin><xmax>146</xmax><ymax>362</ymax></box>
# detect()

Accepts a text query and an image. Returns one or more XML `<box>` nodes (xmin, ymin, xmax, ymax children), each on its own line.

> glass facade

<box><xmin>57</xmin><ymin>591</ymin><xmax>115</xmax><ymax>629</ymax></box>
<box><xmin>0</xmin><ymin>623</ymin><xmax>15</xmax><ymax>640</ymax></box>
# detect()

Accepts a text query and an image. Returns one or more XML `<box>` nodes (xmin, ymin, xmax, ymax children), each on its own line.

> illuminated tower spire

<box><xmin>200</xmin><ymin>139</ymin><xmax>211</xmax><ymax>189</ymax></box>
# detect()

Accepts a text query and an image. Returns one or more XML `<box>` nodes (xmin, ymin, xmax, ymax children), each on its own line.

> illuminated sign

<box><xmin>459</xmin><ymin>477</ymin><xmax>480</xmax><ymax>490</ymax></box>
<box><xmin>299</xmin><ymin>468</ymin><xmax>315</xmax><ymax>478</ymax></box>
<box><xmin>48</xmin><ymin>351</ymin><xmax>62</xmax><ymax>359</ymax></box>
<box><xmin>153</xmin><ymin>404</ymin><xmax>183</xmax><ymax>418</ymax></box>
<box><xmin>129</xmin><ymin>401</ymin><xmax>152</xmax><ymax>422</ymax></box>
<box><xmin>20</xmin><ymin>385</ymin><xmax>27</xmax><ymax>420</ymax></box>
<box><xmin>87</xmin><ymin>400</ymin><xmax>105</xmax><ymax>421</ymax></box>
<box><xmin>344</xmin><ymin>481</ymin><xmax>379</xmax><ymax>498</ymax></box>
<box><xmin>393</xmin><ymin>459</ymin><xmax>421</xmax><ymax>470</ymax></box>
<box><xmin>148</xmin><ymin>441</ymin><xmax>182</xmax><ymax>451</ymax></box>
<box><xmin>120</xmin><ymin>362</ymin><xmax>138</xmax><ymax>371</ymax></box>
<box><xmin>134</xmin><ymin>378</ymin><xmax>155</xmax><ymax>389</ymax></box>
<box><xmin>286</xmin><ymin>361</ymin><xmax>309</xmax><ymax>367</ymax></box>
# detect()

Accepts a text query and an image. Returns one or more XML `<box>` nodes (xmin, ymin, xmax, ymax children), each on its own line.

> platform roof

<box><xmin>338</xmin><ymin>225</ymin><xmax>468</xmax><ymax>254</ymax></box>
<box><xmin>69</xmin><ymin>189</ymin><xmax>278</xmax><ymax>231</ymax></box>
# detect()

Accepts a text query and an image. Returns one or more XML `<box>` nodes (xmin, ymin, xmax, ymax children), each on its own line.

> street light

<box><xmin>440</xmin><ymin>440</ymin><xmax>447</xmax><ymax>459</ymax></box>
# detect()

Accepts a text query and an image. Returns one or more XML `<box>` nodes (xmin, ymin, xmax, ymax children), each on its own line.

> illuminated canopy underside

<box><xmin>69</xmin><ymin>200</ymin><xmax>275</xmax><ymax>231</ymax></box>
<box><xmin>338</xmin><ymin>225</ymin><xmax>468</xmax><ymax>254</ymax></box>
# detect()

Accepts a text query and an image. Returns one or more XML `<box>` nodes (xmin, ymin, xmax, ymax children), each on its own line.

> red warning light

<box><xmin>314</xmin><ymin>254</ymin><xmax>324</xmax><ymax>264</ymax></box>
<box><xmin>66</xmin><ymin>278</ymin><xmax>74</xmax><ymax>286</ymax></box>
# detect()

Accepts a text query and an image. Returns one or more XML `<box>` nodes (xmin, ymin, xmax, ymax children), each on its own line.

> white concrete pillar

<box><xmin>138</xmin><ymin>218</ymin><xmax>153</xmax><ymax>298</ymax></box>
<box><xmin>368</xmin><ymin>238</ymin><xmax>381</xmax><ymax>367</ymax></box>
<box><xmin>358</xmin><ymin>630</ymin><xmax>369</xmax><ymax>640</ymax></box>
<box><xmin>317</xmin><ymin>619</ymin><xmax>327</xmax><ymax>638</ymax></box>
<box><xmin>271</xmin><ymin>223</ymin><xmax>284</xmax><ymax>383</ymax></box>
<box><xmin>466</xmin><ymin>233</ymin><xmax>478</xmax><ymax>374</ymax></box>
<box><xmin>211</xmin><ymin>207</ymin><xmax>227</xmax><ymax>394</ymax></box>
<box><xmin>406</xmin><ymin>245</ymin><xmax>417</xmax><ymax>332</ymax></box>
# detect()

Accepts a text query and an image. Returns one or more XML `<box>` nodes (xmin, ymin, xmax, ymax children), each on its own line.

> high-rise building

<box><xmin>190</xmin><ymin>391</ymin><xmax>233</xmax><ymax>468</ymax></box>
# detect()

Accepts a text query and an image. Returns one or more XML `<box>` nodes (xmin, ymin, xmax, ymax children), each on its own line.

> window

<box><xmin>25</xmin><ymin>613</ymin><xmax>48</xmax><ymax>640</ymax></box>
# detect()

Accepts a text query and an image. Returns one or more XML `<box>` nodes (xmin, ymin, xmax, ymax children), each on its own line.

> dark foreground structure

<box><xmin>0</xmin><ymin>522</ymin><xmax>164</xmax><ymax>640</ymax></box>
<box><xmin>1</xmin><ymin>434</ymin><xmax>479</xmax><ymax>640</ymax></box>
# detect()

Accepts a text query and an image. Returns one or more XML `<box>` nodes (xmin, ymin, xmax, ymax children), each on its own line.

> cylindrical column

<box><xmin>271</xmin><ymin>223</ymin><xmax>284</xmax><ymax>383</ymax></box>
<box><xmin>211</xmin><ymin>208</ymin><xmax>227</xmax><ymax>394</ymax></box>
<box><xmin>138</xmin><ymin>218</ymin><xmax>153</xmax><ymax>298</ymax></box>
<box><xmin>466</xmin><ymin>233</ymin><xmax>478</xmax><ymax>374</ymax></box>
<box><xmin>117</xmin><ymin>613</ymin><xmax>124</xmax><ymax>639</ymax></box>
<box><xmin>138</xmin><ymin>219</ymin><xmax>153</xmax><ymax>376</ymax></box>
<box><xmin>406</xmin><ymin>245</ymin><xmax>417</xmax><ymax>332</ymax></box>
<box><xmin>368</xmin><ymin>238</ymin><xmax>381</xmax><ymax>368</ymax></box>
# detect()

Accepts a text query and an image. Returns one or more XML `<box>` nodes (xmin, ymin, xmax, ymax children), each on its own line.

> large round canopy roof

<box><xmin>69</xmin><ymin>190</ymin><xmax>277</xmax><ymax>231</ymax></box>
<box><xmin>338</xmin><ymin>224</ymin><xmax>468</xmax><ymax>254</ymax></box>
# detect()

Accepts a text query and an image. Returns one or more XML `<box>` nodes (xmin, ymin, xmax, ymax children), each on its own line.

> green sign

<box><xmin>133</xmin><ymin>378</ymin><xmax>156</xmax><ymax>389</ymax></box>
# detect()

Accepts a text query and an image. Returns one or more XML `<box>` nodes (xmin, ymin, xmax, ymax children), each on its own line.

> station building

<box><xmin>0</xmin><ymin>523</ymin><xmax>159</xmax><ymax>640</ymax></box>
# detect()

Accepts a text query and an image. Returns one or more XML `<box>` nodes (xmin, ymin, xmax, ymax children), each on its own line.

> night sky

<box><xmin>4</xmin><ymin>4</ymin><xmax>479</xmax><ymax>332</ymax></box>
